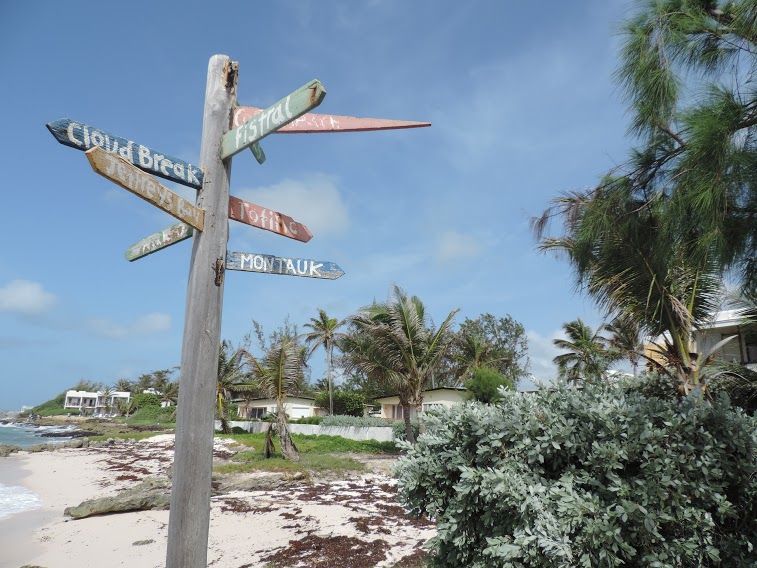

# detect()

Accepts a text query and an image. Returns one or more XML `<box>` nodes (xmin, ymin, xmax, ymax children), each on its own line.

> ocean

<box><xmin>0</xmin><ymin>422</ymin><xmax>75</xmax><ymax>521</ymax></box>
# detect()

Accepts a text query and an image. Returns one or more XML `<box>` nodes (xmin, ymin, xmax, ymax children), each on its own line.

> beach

<box><xmin>0</xmin><ymin>434</ymin><xmax>433</xmax><ymax>567</ymax></box>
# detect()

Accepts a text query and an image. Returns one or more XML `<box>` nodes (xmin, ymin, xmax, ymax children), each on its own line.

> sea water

<box><xmin>0</xmin><ymin>423</ymin><xmax>75</xmax><ymax>520</ymax></box>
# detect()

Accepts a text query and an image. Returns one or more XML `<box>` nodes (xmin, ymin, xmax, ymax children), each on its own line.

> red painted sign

<box><xmin>232</xmin><ymin>107</ymin><xmax>431</xmax><ymax>133</ymax></box>
<box><xmin>228</xmin><ymin>195</ymin><xmax>312</xmax><ymax>243</ymax></box>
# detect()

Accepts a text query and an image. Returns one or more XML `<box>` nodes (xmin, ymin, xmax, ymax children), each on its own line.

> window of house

<box><xmin>720</xmin><ymin>333</ymin><xmax>742</xmax><ymax>363</ymax></box>
<box><xmin>247</xmin><ymin>407</ymin><xmax>267</xmax><ymax>419</ymax></box>
<box><xmin>745</xmin><ymin>329</ymin><xmax>757</xmax><ymax>364</ymax></box>
<box><xmin>391</xmin><ymin>404</ymin><xmax>404</xmax><ymax>419</ymax></box>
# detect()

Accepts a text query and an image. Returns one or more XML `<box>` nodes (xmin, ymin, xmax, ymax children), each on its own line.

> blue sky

<box><xmin>0</xmin><ymin>0</ymin><xmax>635</xmax><ymax>410</ymax></box>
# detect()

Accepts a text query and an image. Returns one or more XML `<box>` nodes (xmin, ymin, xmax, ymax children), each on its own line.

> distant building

<box><xmin>63</xmin><ymin>390</ymin><xmax>130</xmax><ymax>416</ymax></box>
<box><xmin>644</xmin><ymin>309</ymin><xmax>757</xmax><ymax>372</ymax></box>
<box><xmin>235</xmin><ymin>396</ymin><xmax>324</xmax><ymax>419</ymax></box>
<box><xmin>374</xmin><ymin>387</ymin><xmax>467</xmax><ymax>420</ymax></box>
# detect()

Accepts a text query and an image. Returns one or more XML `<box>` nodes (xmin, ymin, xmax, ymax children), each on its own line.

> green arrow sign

<box><xmin>221</xmin><ymin>79</ymin><xmax>326</xmax><ymax>160</ymax></box>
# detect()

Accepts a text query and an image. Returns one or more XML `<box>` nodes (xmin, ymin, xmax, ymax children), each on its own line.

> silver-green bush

<box><xmin>395</xmin><ymin>385</ymin><xmax>757</xmax><ymax>567</ymax></box>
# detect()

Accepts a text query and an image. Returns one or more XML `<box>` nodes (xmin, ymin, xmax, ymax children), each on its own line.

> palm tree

<box><xmin>449</xmin><ymin>331</ymin><xmax>508</xmax><ymax>385</ymax></box>
<box><xmin>114</xmin><ymin>378</ymin><xmax>133</xmax><ymax>393</ymax></box>
<box><xmin>345</xmin><ymin>285</ymin><xmax>458</xmax><ymax>443</ymax></box>
<box><xmin>553</xmin><ymin>319</ymin><xmax>616</xmax><ymax>385</ymax></box>
<box><xmin>160</xmin><ymin>381</ymin><xmax>180</xmax><ymax>407</ymax></box>
<box><xmin>216</xmin><ymin>340</ymin><xmax>256</xmax><ymax>435</ymax></box>
<box><xmin>248</xmin><ymin>334</ymin><xmax>307</xmax><ymax>461</ymax></box>
<box><xmin>603</xmin><ymin>316</ymin><xmax>644</xmax><ymax>377</ymax></box>
<box><xmin>99</xmin><ymin>385</ymin><xmax>114</xmax><ymax>415</ymax></box>
<box><xmin>303</xmin><ymin>309</ymin><xmax>346</xmax><ymax>416</ymax></box>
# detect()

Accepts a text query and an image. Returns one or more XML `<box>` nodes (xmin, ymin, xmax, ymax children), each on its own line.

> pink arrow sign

<box><xmin>228</xmin><ymin>195</ymin><xmax>312</xmax><ymax>243</ymax></box>
<box><xmin>232</xmin><ymin>106</ymin><xmax>431</xmax><ymax>133</ymax></box>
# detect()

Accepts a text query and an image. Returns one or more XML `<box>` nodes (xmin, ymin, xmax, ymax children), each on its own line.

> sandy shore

<box><xmin>0</xmin><ymin>435</ymin><xmax>433</xmax><ymax>567</ymax></box>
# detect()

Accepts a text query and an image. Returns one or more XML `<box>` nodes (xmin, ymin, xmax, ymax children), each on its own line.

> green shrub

<box><xmin>292</xmin><ymin>416</ymin><xmax>323</xmax><ymax>425</ymax></box>
<box><xmin>395</xmin><ymin>385</ymin><xmax>757</xmax><ymax>567</ymax></box>
<box><xmin>622</xmin><ymin>371</ymin><xmax>679</xmax><ymax>400</ymax></box>
<box><xmin>314</xmin><ymin>391</ymin><xmax>366</xmax><ymax>417</ymax></box>
<box><xmin>392</xmin><ymin>417</ymin><xmax>419</xmax><ymax>442</ymax></box>
<box><xmin>465</xmin><ymin>367</ymin><xmax>514</xmax><ymax>403</ymax></box>
<box><xmin>131</xmin><ymin>393</ymin><xmax>161</xmax><ymax>410</ymax></box>
<box><xmin>127</xmin><ymin>405</ymin><xmax>174</xmax><ymax>424</ymax></box>
<box><xmin>31</xmin><ymin>393</ymin><xmax>67</xmax><ymax>416</ymax></box>
<box><xmin>321</xmin><ymin>415</ymin><xmax>391</xmax><ymax>428</ymax></box>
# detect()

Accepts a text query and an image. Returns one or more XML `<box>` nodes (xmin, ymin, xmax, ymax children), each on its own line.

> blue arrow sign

<box><xmin>47</xmin><ymin>118</ymin><xmax>203</xmax><ymax>190</ymax></box>
<box><xmin>226</xmin><ymin>251</ymin><xmax>344</xmax><ymax>280</ymax></box>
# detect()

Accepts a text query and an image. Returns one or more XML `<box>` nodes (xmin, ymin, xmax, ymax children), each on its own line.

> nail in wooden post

<box><xmin>166</xmin><ymin>54</ymin><xmax>237</xmax><ymax>568</ymax></box>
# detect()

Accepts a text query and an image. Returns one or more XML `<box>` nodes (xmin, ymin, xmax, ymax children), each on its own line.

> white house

<box><xmin>63</xmin><ymin>390</ymin><xmax>131</xmax><ymax>415</ymax></box>
<box><xmin>235</xmin><ymin>396</ymin><xmax>325</xmax><ymax>419</ymax></box>
<box><xmin>692</xmin><ymin>309</ymin><xmax>757</xmax><ymax>370</ymax></box>
<box><xmin>373</xmin><ymin>387</ymin><xmax>467</xmax><ymax>420</ymax></box>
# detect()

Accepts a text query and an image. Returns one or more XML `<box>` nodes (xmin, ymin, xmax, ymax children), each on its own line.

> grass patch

<box><xmin>214</xmin><ymin>452</ymin><xmax>366</xmax><ymax>476</ymax></box>
<box><xmin>224</xmin><ymin>432</ymin><xmax>399</xmax><ymax>455</ymax></box>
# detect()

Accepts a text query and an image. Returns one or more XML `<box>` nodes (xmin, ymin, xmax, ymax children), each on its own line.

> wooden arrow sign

<box><xmin>86</xmin><ymin>147</ymin><xmax>205</xmax><ymax>231</ymax></box>
<box><xmin>221</xmin><ymin>79</ymin><xmax>326</xmax><ymax>160</ymax></box>
<box><xmin>233</xmin><ymin>107</ymin><xmax>431</xmax><ymax>133</ymax></box>
<box><xmin>125</xmin><ymin>222</ymin><xmax>194</xmax><ymax>261</ymax></box>
<box><xmin>226</xmin><ymin>251</ymin><xmax>343</xmax><ymax>279</ymax></box>
<box><xmin>47</xmin><ymin>118</ymin><xmax>204</xmax><ymax>189</ymax></box>
<box><xmin>228</xmin><ymin>195</ymin><xmax>312</xmax><ymax>243</ymax></box>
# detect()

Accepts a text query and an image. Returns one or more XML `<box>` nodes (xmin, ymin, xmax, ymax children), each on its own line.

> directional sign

<box><xmin>233</xmin><ymin>107</ymin><xmax>431</xmax><ymax>133</ymax></box>
<box><xmin>86</xmin><ymin>147</ymin><xmax>205</xmax><ymax>231</ymax></box>
<box><xmin>125</xmin><ymin>222</ymin><xmax>194</xmax><ymax>262</ymax></box>
<box><xmin>228</xmin><ymin>195</ymin><xmax>312</xmax><ymax>243</ymax></box>
<box><xmin>226</xmin><ymin>251</ymin><xmax>343</xmax><ymax>279</ymax></box>
<box><xmin>47</xmin><ymin>118</ymin><xmax>203</xmax><ymax>189</ymax></box>
<box><xmin>221</xmin><ymin>79</ymin><xmax>326</xmax><ymax>160</ymax></box>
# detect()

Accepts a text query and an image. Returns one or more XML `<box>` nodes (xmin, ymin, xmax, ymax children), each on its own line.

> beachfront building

<box><xmin>63</xmin><ymin>390</ymin><xmax>131</xmax><ymax>416</ymax></box>
<box><xmin>644</xmin><ymin>309</ymin><xmax>757</xmax><ymax>372</ymax></box>
<box><xmin>374</xmin><ymin>387</ymin><xmax>467</xmax><ymax>420</ymax></box>
<box><xmin>235</xmin><ymin>396</ymin><xmax>325</xmax><ymax>420</ymax></box>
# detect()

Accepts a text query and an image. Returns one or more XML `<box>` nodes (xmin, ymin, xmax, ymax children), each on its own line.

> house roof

<box><xmin>373</xmin><ymin>387</ymin><xmax>466</xmax><ymax>402</ymax></box>
<box><xmin>233</xmin><ymin>395</ymin><xmax>316</xmax><ymax>404</ymax></box>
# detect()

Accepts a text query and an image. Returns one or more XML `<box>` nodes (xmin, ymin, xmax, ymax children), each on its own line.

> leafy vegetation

<box><xmin>314</xmin><ymin>390</ymin><xmax>365</xmax><ymax>417</ymax></box>
<box><xmin>464</xmin><ymin>367</ymin><xmax>514</xmax><ymax>403</ymax></box>
<box><xmin>396</xmin><ymin>385</ymin><xmax>757</xmax><ymax>567</ymax></box>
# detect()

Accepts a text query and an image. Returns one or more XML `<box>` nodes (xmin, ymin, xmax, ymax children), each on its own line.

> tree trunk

<box><xmin>262</xmin><ymin>423</ymin><xmax>275</xmax><ymax>459</ymax></box>
<box><xmin>402</xmin><ymin>401</ymin><xmax>416</xmax><ymax>444</ymax></box>
<box><xmin>327</xmin><ymin>345</ymin><xmax>334</xmax><ymax>416</ymax></box>
<box><xmin>277</xmin><ymin>402</ymin><xmax>299</xmax><ymax>462</ymax></box>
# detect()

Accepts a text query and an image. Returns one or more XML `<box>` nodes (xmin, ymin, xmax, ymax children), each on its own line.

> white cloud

<box><xmin>237</xmin><ymin>174</ymin><xmax>350</xmax><ymax>237</ymax></box>
<box><xmin>0</xmin><ymin>280</ymin><xmax>57</xmax><ymax>316</ymax></box>
<box><xmin>526</xmin><ymin>328</ymin><xmax>564</xmax><ymax>385</ymax></box>
<box><xmin>87</xmin><ymin>312</ymin><xmax>171</xmax><ymax>339</ymax></box>
<box><xmin>434</xmin><ymin>231</ymin><xmax>482</xmax><ymax>264</ymax></box>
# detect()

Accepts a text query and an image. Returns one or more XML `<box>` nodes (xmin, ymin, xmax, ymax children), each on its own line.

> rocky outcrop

<box><xmin>215</xmin><ymin>470</ymin><xmax>308</xmax><ymax>493</ymax></box>
<box><xmin>0</xmin><ymin>444</ymin><xmax>20</xmax><ymax>457</ymax></box>
<box><xmin>64</xmin><ymin>477</ymin><xmax>171</xmax><ymax>519</ymax></box>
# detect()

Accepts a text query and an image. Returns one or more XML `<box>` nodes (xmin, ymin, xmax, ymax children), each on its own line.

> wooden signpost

<box><xmin>47</xmin><ymin>118</ymin><xmax>204</xmax><ymax>189</ymax></box>
<box><xmin>234</xmin><ymin>106</ymin><xmax>432</xmax><ymax>133</ymax></box>
<box><xmin>226</xmin><ymin>250</ymin><xmax>343</xmax><ymax>279</ymax></box>
<box><xmin>125</xmin><ymin>222</ymin><xmax>193</xmax><ymax>261</ymax></box>
<box><xmin>48</xmin><ymin>54</ymin><xmax>430</xmax><ymax>568</ymax></box>
<box><xmin>221</xmin><ymin>79</ymin><xmax>326</xmax><ymax>159</ymax></box>
<box><xmin>228</xmin><ymin>195</ymin><xmax>312</xmax><ymax>243</ymax></box>
<box><xmin>86</xmin><ymin>147</ymin><xmax>205</xmax><ymax>230</ymax></box>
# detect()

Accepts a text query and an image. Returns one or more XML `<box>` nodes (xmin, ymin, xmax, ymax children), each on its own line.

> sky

<box><xmin>0</xmin><ymin>0</ymin><xmax>637</xmax><ymax>410</ymax></box>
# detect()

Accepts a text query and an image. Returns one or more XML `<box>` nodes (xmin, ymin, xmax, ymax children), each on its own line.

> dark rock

<box><xmin>0</xmin><ymin>444</ymin><xmax>21</xmax><ymax>457</ymax></box>
<box><xmin>64</xmin><ymin>477</ymin><xmax>171</xmax><ymax>519</ymax></box>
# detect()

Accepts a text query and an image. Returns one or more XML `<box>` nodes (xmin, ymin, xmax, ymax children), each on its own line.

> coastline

<box><xmin>0</xmin><ymin>434</ymin><xmax>433</xmax><ymax>568</ymax></box>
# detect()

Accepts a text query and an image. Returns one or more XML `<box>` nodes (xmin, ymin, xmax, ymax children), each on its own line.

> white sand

<box><xmin>1</xmin><ymin>436</ymin><xmax>434</xmax><ymax>567</ymax></box>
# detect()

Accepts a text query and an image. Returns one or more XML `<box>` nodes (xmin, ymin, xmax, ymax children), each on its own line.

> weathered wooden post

<box><xmin>46</xmin><ymin>51</ymin><xmax>431</xmax><ymax>568</ymax></box>
<box><xmin>165</xmin><ymin>54</ymin><xmax>237</xmax><ymax>568</ymax></box>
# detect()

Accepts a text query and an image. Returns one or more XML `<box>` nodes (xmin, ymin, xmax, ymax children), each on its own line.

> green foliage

<box><xmin>320</xmin><ymin>415</ymin><xmax>391</xmax><ymax>428</ymax></box>
<box><xmin>226</xmin><ymin>432</ymin><xmax>399</xmax><ymax>454</ymax></box>
<box><xmin>395</xmin><ymin>385</ymin><xmax>757</xmax><ymax>567</ymax></box>
<box><xmin>452</xmin><ymin>313</ymin><xmax>529</xmax><ymax>384</ymax></box>
<box><xmin>131</xmin><ymin>393</ymin><xmax>161</xmax><ymax>410</ymax></box>
<box><xmin>31</xmin><ymin>392</ymin><xmax>67</xmax><ymax>416</ymax></box>
<box><xmin>292</xmin><ymin>416</ymin><xmax>323</xmax><ymax>425</ymax></box>
<box><xmin>315</xmin><ymin>390</ymin><xmax>366</xmax><ymax>417</ymax></box>
<box><xmin>392</xmin><ymin>417</ymin><xmax>419</xmax><ymax>442</ymax></box>
<box><xmin>464</xmin><ymin>367</ymin><xmax>514</xmax><ymax>403</ymax></box>
<box><xmin>623</xmin><ymin>371</ymin><xmax>680</xmax><ymax>400</ymax></box>
<box><xmin>127</xmin><ymin>404</ymin><xmax>175</xmax><ymax>424</ymax></box>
